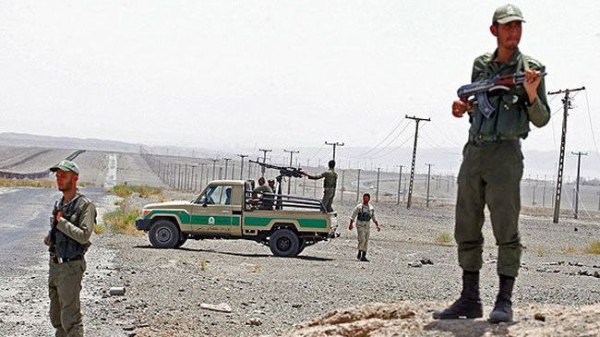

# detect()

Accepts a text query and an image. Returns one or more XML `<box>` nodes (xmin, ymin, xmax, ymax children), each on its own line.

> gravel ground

<box><xmin>1</xmin><ymin>147</ymin><xmax>599</xmax><ymax>336</ymax></box>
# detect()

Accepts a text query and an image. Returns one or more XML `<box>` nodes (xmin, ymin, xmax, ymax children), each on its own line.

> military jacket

<box><xmin>50</xmin><ymin>193</ymin><xmax>96</xmax><ymax>259</ymax></box>
<box><xmin>307</xmin><ymin>169</ymin><xmax>338</xmax><ymax>189</ymax></box>
<box><xmin>351</xmin><ymin>203</ymin><xmax>377</xmax><ymax>223</ymax></box>
<box><xmin>468</xmin><ymin>49</ymin><xmax>550</xmax><ymax>141</ymax></box>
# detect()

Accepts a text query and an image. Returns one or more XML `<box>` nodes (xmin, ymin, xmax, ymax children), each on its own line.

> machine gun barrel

<box><xmin>249</xmin><ymin>160</ymin><xmax>304</xmax><ymax>178</ymax></box>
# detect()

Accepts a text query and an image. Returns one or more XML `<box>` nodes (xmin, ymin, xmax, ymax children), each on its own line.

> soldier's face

<box><xmin>491</xmin><ymin>21</ymin><xmax>522</xmax><ymax>50</ymax></box>
<box><xmin>362</xmin><ymin>195</ymin><xmax>370</xmax><ymax>204</ymax></box>
<box><xmin>55</xmin><ymin>170</ymin><xmax>78</xmax><ymax>192</ymax></box>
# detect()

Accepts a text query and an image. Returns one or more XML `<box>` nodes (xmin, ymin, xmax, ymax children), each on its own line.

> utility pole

<box><xmin>199</xmin><ymin>163</ymin><xmax>205</xmax><ymax>191</ymax></box>
<box><xmin>425</xmin><ymin>163</ymin><xmax>433</xmax><ymax>207</ymax></box>
<box><xmin>340</xmin><ymin>170</ymin><xmax>345</xmax><ymax>201</ymax></box>
<box><xmin>325</xmin><ymin>141</ymin><xmax>344</xmax><ymax>162</ymax></box>
<box><xmin>237</xmin><ymin>154</ymin><xmax>248</xmax><ymax>180</ymax></box>
<box><xmin>396</xmin><ymin>165</ymin><xmax>404</xmax><ymax>205</ymax></box>
<box><xmin>258</xmin><ymin>149</ymin><xmax>272</xmax><ymax>177</ymax></box>
<box><xmin>210</xmin><ymin>159</ymin><xmax>219</xmax><ymax>181</ymax></box>
<box><xmin>405</xmin><ymin>115</ymin><xmax>430</xmax><ymax>209</ymax></box>
<box><xmin>572</xmin><ymin>151</ymin><xmax>587</xmax><ymax>219</ymax></box>
<box><xmin>284</xmin><ymin>149</ymin><xmax>299</xmax><ymax>194</ymax></box>
<box><xmin>223</xmin><ymin>158</ymin><xmax>231</xmax><ymax>180</ymax></box>
<box><xmin>375</xmin><ymin>167</ymin><xmax>381</xmax><ymax>203</ymax></box>
<box><xmin>550</xmin><ymin>86</ymin><xmax>586</xmax><ymax>223</ymax></box>
<box><xmin>356</xmin><ymin>169</ymin><xmax>361</xmax><ymax>202</ymax></box>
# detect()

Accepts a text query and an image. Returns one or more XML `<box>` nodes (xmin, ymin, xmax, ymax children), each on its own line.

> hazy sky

<box><xmin>1</xmin><ymin>1</ymin><xmax>599</xmax><ymax>163</ymax></box>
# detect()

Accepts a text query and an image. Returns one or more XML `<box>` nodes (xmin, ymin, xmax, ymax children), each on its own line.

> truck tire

<box><xmin>149</xmin><ymin>219</ymin><xmax>180</xmax><ymax>248</ymax></box>
<box><xmin>296</xmin><ymin>239</ymin><xmax>306</xmax><ymax>256</ymax></box>
<box><xmin>174</xmin><ymin>234</ymin><xmax>188</xmax><ymax>248</ymax></box>
<box><xmin>269</xmin><ymin>229</ymin><xmax>300</xmax><ymax>257</ymax></box>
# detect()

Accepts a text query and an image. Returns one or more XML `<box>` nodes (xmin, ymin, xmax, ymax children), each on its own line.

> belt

<box><xmin>51</xmin><ymin>255</ymin><xmax>83</xmax><ymax>264</ymax></box>
<box><xmin>468</xmin><ymin>134</ymin><xmax>520</xmax><ymax>146</ymax></box>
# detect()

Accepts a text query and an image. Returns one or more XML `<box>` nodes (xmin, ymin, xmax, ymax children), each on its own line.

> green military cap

<box><xmin>493</xmin><ymin>4</ymin><xmax>525</xmax><ymax>24</ymax></box>
<box><xmin>50</xmin><ymin>160</ymin><xmax>80</xmax><ymax>175</ymax></box>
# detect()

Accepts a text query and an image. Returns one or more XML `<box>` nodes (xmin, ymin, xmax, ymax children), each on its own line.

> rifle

<box><xmin>456</xmin><ymin>66</ymin><xmax>546</xmax><ymax>118</ymax></box>
<box><xmin>249</xmin><ymin>160</ymin><xmax>304</xmax><ymax>178</ymax></box>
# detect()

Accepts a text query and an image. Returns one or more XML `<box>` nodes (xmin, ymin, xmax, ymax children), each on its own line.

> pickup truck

<box><xmin>135</xmin><ymin>180</ymin><xmax>337</xmax><ymax>257</ymax></box>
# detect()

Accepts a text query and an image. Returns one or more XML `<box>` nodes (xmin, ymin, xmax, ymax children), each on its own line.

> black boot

<box><xmin>489</xmin><ymin>275</ymin><xmax>514</xmax><ymax>323</ymax></box>
<box><xmin>360</xmin><ymin>251</ymin><xmax>369</xmax><ymax>262</ymax></box>
<box><xmin>433</xmin><ymin>271</ymin><xmax>483</xmax><ymax>319</ymax></box>
<box><xmin>357</xmin><ymin>250</ymin><xmax>362</xmax><ymax>260</ymax></box>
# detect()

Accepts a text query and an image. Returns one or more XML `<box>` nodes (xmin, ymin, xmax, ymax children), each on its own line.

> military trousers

<box><xmin>356</xmin><ymin>221</ymin><xmax>370</xmax><ymax>251</ymax></box>
<box><xmin>455</xmin><ymin>140</ymin><xmax>523</xmax><ymax>278</ymax></box>
<box><xmin>49</xmin><ymin>258</ymin><xmax>86</xmax><ymax>337</ymax></box>
<box><xmin>322</xmin><ymin>188</ymin><xmax>336</xmax><ymax>212</ymax></box>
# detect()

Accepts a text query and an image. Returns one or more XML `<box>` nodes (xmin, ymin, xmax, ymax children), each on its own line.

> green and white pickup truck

<box><xmin>135</xmin><ymin>180</ymin><xmax>337</xmax><ymax>257</ymax></box>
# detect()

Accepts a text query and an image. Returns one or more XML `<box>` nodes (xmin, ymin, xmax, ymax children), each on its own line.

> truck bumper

<box><xmin>135</xmin><ymin>218</ymin><xmax>151</xmax><ymax>231</ymax></box>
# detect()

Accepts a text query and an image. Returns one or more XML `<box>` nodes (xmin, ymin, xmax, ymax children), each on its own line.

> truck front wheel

<box><xmin>149</xmin><ymin>219</ymin><xmax>180</xmax><ymax>248</ymax></box>
<box><xmin>269</xmin><ymin>229</ymin><xmax>300</xmax><ymax>257</ymax></box>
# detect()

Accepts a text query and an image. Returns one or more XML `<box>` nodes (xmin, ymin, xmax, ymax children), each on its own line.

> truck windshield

<box><xmin>196</xmin><ymin>185</ymin><xmax>232</xmax><ymax>205</ymax></box>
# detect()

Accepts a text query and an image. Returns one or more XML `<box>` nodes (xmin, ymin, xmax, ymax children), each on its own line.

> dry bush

<box><xmin>434</xmin><ymin>232</ymin><xmax>453</xmax><ymax>245</ymax></box>
<box><xmin>103</xmin><ymin>204</ymin><xmax>141</xmax><ymax>235</ymax></box>
<box><xmin>93</xmin><ymin>224</ymin><xmax>106</xmax><ymax>235</ymax></box>
<box><xmin>535</xmin><ymin>245</ymin><xmax>547</xmax><ymax>257</ymax></box>
<box><xmin>0</xmin><ymin>178</ymin><xmax>54</xmax><ymax>188</ymax></box>
<box><xmin>110</xmin><ymin>184</ymin><xmax>163</xmax><ymax>198</ymax></box>
<box><xmin>584</xmin><ymin>240</ymin><xmax>600</xmax><ymax>255</ymax></box>
<box><xmin>560</xmin><ymin>246</ymin><xmax>579</xmax><ymax>254</ymax></box>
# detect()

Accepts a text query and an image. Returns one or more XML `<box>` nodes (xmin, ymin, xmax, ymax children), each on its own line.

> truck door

<box><xmin>191</xmin><ymin>184</ymin><xmax>234</xmax><ymax>234</ymax></box>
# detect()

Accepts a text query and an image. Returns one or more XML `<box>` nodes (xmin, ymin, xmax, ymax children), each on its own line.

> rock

<box><xmin>246</xmin><ymin>317</ymin><xmax>263</xmax><ymax>326</ymax></box>
<box><xmin>408</xmin><ymin>261</ymin><xmax>422</xmax><ymax>268</ymax></box>
<box><xmin>200</xmin><ymin>303</ymin><xmax>232</xmax><ymax>313</ymax></box>
<box><xmin>109</xmin><ymin>287</ymin><xmax>126</xmax><ymax>296</ymax></box>
<box><xmin>534</xmin><ymin>313</ymin><xmax>546</xmax><ymax>322</ymax></box>
<box><xmin>419</xmin><ymin>258</ymin><xmax>433</xmax><ymax>265</ymax></box>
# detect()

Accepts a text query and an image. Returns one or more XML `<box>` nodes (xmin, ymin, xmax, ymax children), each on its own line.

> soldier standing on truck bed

<box><xmin>303</xmin><ymin>160</ymin><xmax>338</xmax><ymax>212</ymax></box>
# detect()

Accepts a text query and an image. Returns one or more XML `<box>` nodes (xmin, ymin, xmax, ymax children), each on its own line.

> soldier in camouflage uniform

<box><xmin>349</xmin><ymin>193</ymin><xmax>381</xmax><ymax>262</ymax></box>
<box><xmin>304</xmin><ymin>160</ymin><xmax>338</xmax><ymax>212</ymax></box>
<box><xmin>44</xmin><ymin>160</ymin><xmax>96</xmax><ymax>337</ymax></box>
<box><xmin>433</xmin><ymin>4</ymin><xmax>550</xmax><ymax>323</ymax></box>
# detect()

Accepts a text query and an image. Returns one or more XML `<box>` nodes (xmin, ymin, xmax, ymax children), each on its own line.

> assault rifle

<box><xmin>249</xmin><ymin>160</ymin><xmax>304</xmax><ymax>179</ymax></box>
<box><xmin>456</xmin><ymin>66</ymin><xmax>546</xmax><ymax>118</ymax></box>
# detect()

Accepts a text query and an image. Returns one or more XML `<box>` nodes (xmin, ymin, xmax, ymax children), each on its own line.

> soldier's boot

<box><xmin>433</xmin><ymin>271</ymin><xmax>483</xmax><ymax>319</ymax></box>
<box><xmin>489</xmin><ymin>275</ymin><xmax>515</xmax><ymax>323</ymax></box>
<box><xmin>360</xmin><ymin>251</ymin><xmax>369</xmax><ymax>262</ymax></box>
<box><xmin>357</xmin><ymin>251</ymin><xmax>362</xmax><ymax>260</ymax></box>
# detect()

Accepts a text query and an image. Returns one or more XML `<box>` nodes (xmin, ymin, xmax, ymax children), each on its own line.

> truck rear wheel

<box><xmin>269</xmin><ymin>229</ymin><xmax>300</xmax><ymax>257</ymax></box>
<box><xmin>149</xmin><ymin>219</ymin><xmax>180</xmax><ymax>248</ymax></box>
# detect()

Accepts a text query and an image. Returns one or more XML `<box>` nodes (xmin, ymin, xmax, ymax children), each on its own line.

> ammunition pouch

<box><xmin>357</xmin><ymin>211</ymin><xmax>371</xmax><ymax>222</ymax></box>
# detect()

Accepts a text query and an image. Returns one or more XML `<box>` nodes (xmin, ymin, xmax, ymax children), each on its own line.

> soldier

<box><xmin>267</xmin><ymin>179</ymin><xmax>276</xmax><ymax>194</ymax></box>
<box><xmin>433</xmin><ymin>4</ymin><xmax>550</xmax><ymax>323</ymax></box>
<box><xmin>303</xmin><ymin>160</ymin><xmax>338</xmax><ymax>212</ymax></box>
<box><xmin>44</xmin><ymin>160</ymin><xmax>96</xmax><ymax>336</ymax></box>
<box><xmin>348</xmin><ymin>193</ymin><xmax>381</xmax><ymax>262</ymax></box>
<box><xmin>252</xmin><ymin>177</ymin><xmax>273</xmax><ymax>210</ymax></box>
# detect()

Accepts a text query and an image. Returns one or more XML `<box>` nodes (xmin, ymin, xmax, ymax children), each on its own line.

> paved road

<box><xmin>0</xmin><ymin>186</ymin><xmax>108</xmax><ymax>336</ymax></box>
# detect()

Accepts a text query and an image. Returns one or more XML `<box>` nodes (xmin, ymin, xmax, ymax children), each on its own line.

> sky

<box><xmin>1</xmin><ymin>0</ymin><xmax>599</xmax><ymax>173</ymax></box>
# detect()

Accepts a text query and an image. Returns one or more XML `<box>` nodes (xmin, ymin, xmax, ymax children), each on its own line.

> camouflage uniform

<box><xmin>48</xmin><ymin>193</ymin><xmax>96</xmax><ymax>337</ymax></box>
<box><xmin>307</xmin><ymin>168</ymin><xmax>338</xmax><ymax>212</ymax></box>
<box><xmin>456</xmin><ymin>49</ymin><xmax>550</xmax><ymax>278</ymax></box>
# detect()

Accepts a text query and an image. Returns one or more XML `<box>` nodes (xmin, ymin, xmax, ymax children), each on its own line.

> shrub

<box><xmin>109</xmin><ymin>184</ymin><xmax>162</xmax><ymax>198</ymax></box>
<box><xmin>435</xmin><ymin>232</ymin><xmax>453</xmax><ymax>245</ymax></box>
<box><xmin>103</xmin><ymin>208</ymin><xmax>141</xmax><ymax>235</ymax></box>
<box><xmin>584</xmin><ymin>240</ymin><xmax>600</xmax><ymax>255</ymax></box>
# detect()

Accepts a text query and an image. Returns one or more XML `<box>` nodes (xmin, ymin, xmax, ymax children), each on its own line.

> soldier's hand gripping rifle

<box><xmin>455</xmin><ymin>66</ymin><xmax>546</xmax><ymax>118</ymax></box>
<box><xmin>249</xmin><ymin>160</ymin><xmax>304</xmax><ymax>178</ymax></box>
